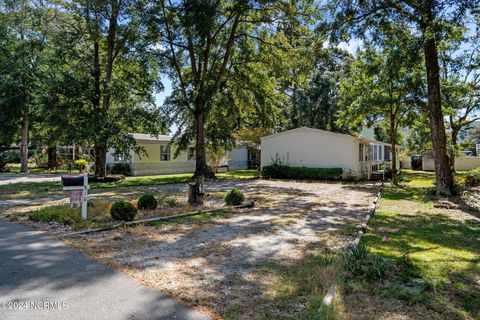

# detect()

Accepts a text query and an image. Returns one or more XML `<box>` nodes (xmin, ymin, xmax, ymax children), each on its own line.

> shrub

<box><xmin>110</xmin><ymin>162</ymin><xmax>131</xmax><ymax>175</ymax></box>
<box><xmin>74</xmin><ymin>159</ymin><xmax>88</xmax><ymax>172</ymax></box>
<box><xmin>465</xmin><ymin>167</ymin><xmax>480</xmax><ymax>187</ymax></box>
<box><xmin>262</xmin><ymin>164</ymin><xmax>343</xmax><ymax>180</ymax></box>
<box><xmin>0</xmin><ymin>150</ymin><xmax>21</xmax><ymax>170</ymax></box>
<box><xmin>137</xmin><ymin>194</ymin><xmax>157</xmax><ymax>210</ymax></box>
<box><xmin>110</xmin><ymin>201</ymin><xmax>137</xmax><ymax>221</ymax></box>
<box><xmin>224</xmin><ymin>188</ymin><xmax>245</xmax><ymax>206</ymax></box>
<box><xmin>411</xmin><ymin>155</ymin><xmax>422</xmax><ymax>170</ymax></box>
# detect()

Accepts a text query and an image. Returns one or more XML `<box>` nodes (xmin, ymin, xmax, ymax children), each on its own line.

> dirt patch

<box><xmin>60</xmin><ymin>179</ymin><xmax>378</xmax><ymax>318</ymax></box>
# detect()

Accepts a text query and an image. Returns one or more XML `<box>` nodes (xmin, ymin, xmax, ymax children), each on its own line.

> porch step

<box><xmin>370</xmin><ymin>172</ymin><xmax>384</xmax><ymax>181</ymax></box>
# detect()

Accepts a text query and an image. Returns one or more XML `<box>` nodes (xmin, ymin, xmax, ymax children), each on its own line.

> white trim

<box><xmin>261</xmin><ymin>127</ymin><xmax>393</xmax><ymax>147</ymax></box>
<box><xmin>63</xmin><ymin>186</ymin><xmax>90</xmax><ymax>191</ymax></box>
<box><xmin>261</xmin><ymin>127</ymin><xmax>357</xmax><ymax>142</ymax></box>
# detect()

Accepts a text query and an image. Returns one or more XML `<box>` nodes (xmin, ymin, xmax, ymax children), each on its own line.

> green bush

<box><xmin>224</xmin><ymin>188</ymin><xmax>245</xmax><ymax>206</ymax></box>
<box><xmin>262</xmin><ymin>164</ymin><xmax>343</xmax><ymax>180</ymax></box>
<box><xmin>110</xmin><ymin>201</ymin><xmax>137</xmax><ymax>221</ymax></box>
<box><xmin>465</xmin><ymin>168</ymin><xmax>480</xmax><ymax>187</ymax></box>
<box><xmin>0</xmin><ymin>150</ymin><xmax>20</xmax><ymax>170</ymax></box>
<box><xmin>411</xmin><ymin>155</ymin><xmax>422</xmax><ymax>170</ymax></box>
<box><xmin>110</xmin><ymin>162</ymin><xmax>131</xmax><ymax>175</ymax></box>
<box><xmin>74</xmin><ymin>159</ymin><xmax>88</xmax><ymax>172</ymax></box>
<box><xmin>137</xmin><ymin>194</ymin><xmax>157</xmax><ymax>210</ymax></box>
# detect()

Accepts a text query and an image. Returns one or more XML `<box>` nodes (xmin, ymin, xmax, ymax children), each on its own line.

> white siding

<box><xmin>423</xmin><ymin>156</ymin><xmax>480</xmax><ymax>171</ymax></box>
<box><xmin>261</xmin><ymin>128</ymin><xmax>358</xmax><ymax>172</ymax></box>
<box><xmin>228</xmin><ymin>147</ymin><xmax>249</xmax><ymax>170</ymax></box>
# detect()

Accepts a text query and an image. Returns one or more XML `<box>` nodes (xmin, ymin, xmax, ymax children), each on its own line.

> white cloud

<box><xmin>337</xmin><ymin>38</ymin><xmax>364</xmax><ymax>54</ymax></box>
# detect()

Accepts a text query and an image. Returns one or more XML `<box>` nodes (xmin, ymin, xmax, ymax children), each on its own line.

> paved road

<box><xmin>0</xmin><ymin>219</ymin><xmax>209</xmax><ymax>320</ymax></box>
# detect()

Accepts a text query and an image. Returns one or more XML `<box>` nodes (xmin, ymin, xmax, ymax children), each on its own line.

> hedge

<box><xmin>465</xmin><ymin>168</ymin><xmax>480</xmax><ymax>187</ymax></box>
<box><xmin>262</xmin><ymin>164</ymin><xmax>343</xmax><ymax>180</ymax></box>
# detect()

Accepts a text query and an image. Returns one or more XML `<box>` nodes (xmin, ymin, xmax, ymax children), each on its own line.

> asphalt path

<box><xmin>0</xmin><ymin>218</ymin><xmax>209</xmax><ymax>320</ymax></box>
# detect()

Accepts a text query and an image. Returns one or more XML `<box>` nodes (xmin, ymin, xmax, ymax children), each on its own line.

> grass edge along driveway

<box><xmin>332</xmin><ymin>170</ymin><xmax>480</xmax><ymax>320</ymax></box>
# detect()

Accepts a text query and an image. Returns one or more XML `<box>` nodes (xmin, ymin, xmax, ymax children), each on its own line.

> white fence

<box><xmin>422</xmin><ymin>156</ymin><xmax>480</xmax><ymax>171</ymax></box>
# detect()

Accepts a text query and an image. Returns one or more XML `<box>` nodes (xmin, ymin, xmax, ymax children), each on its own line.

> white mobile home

<box><xmin>107</xmin><ymin>133</ymin><xmax>249</xmax><ymax>176</ymax></box>
<box><xmin>261</xmin><ymin>127</ymin><xmax>400</xmax><ymax>179</ymax></box>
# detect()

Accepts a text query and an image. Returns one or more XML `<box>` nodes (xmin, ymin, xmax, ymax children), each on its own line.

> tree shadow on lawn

<box><xmin>68</xmin><ymin>181</ymin><xmax>378</xmax><ymax>319</ymax></box>
<box><xmin>350</xmin><ymin>210</ymin><xmax>480</xmax><ymax>319</ymax></box>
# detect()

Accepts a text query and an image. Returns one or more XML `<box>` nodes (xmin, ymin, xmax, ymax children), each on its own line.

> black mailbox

<box><xmin>62</xmin><ymin>176</ymin><xmax>84</xmax><ymax>187</ymax></box>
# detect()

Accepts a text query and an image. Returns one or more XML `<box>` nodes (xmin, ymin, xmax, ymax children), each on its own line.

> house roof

<box><xmin>131</xmin><ymin>133</ymin><xmax>172</xmax><ymax>142</ymax></box>
<box><xmin>261</xmin><ymin>127</ymin><xmax>393</xmax><ymax>146</ymax></box>
<box><xmin>261</xmin><ymin>127</ymin><xmax>356</xmax><ymax>142</ymax></box>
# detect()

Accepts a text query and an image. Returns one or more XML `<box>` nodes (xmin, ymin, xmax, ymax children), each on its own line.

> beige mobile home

<box><xmin>106</xmin><ymin>133</ymin><xmax>196</xmax><ymax>176</ymax></box>
<box><xmin>107</xmin><ymin>133</ymin><xmax>249</xmax><ymax>176</ymax></box>
<box><xmin>261</xmin><ymin>127</ymin><xmax>400</xmax><ymax>179</ymax></box>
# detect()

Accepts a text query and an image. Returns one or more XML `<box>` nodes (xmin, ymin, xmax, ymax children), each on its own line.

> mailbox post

<box><xmin>62</xmin><ymin>172</ymin><xmax>89</xmax><ymax>220</ymax></box>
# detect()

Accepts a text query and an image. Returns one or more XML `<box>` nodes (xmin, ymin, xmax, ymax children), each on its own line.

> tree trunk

<box><xmin>20</xmin><ymin>108</ymin><xmax>29</xmax><ymax>173</ymax></box>
<box><xmin>193</xmin><ymin>107</ymin><xmax>215</xmax><ymax>179</ymax></box>
<box><xmin>47</xmin><ymin>145</ymin><xmax>57</xmax><ymax>170</ymax></box>
<box><xmin>450</xmin><ymin>128</ymin><xmax>458</xmax><ymax>173</ymax></box>
<box><xmin>94</xmin><ymin>145</ymin><xmax>106</xmax><ymax>177</ymax></box>
<box><xmin>423</xmin><ymin>35</ymin><xmax>454</xmax><ymax>196</ymax></box>
<box><xmin>93</xmin><ymin>41</ymin><xmax>101</xmax><ymax>108</ymax></box>
<box><xmin>92</xmin><ymin>5</ymin><xmax>118</xmax><ymax>180</ymax></box>
<box><xmin>389</xmin><ymin>114</ymin><xmax>397</xmax><ymax>184</ymax></box>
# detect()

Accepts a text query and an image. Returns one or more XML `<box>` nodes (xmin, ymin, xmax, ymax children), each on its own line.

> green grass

<box><xmin>27</xmin><ymin>199</ymin><xmax>113</xmax><ymax>230</ymax></box>
<box><xmin>0</xmin><ymin>169</ymin><xmax>260</xmax><ymax>200</ymax></box>
<box><xmin>337</xmin><ymin>170</ymin><xmax>480</xmax><ymax>319</ymax></box>
<box><xmin>1</xmin><ymin>163</ymin><xmax>70</xmax><ymax>174</ymax></box>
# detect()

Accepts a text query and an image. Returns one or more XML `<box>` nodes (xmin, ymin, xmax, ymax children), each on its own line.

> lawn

<box><xmin>1</xmin><ymin>163</ymin><xmax>70</xmax><ymax>174</ymax></box>
<box><xmin>0</xmin><ymin>170</ymin><xmax>260</xmax><ymax>200</ymax></box>
<box><xmin>334</xmin><ymin>170</ymin><xmax>480</xmax><ymax>319</ymax></box>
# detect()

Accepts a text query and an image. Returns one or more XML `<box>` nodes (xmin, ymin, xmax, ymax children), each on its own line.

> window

<box><xmin>373</xmin><ymin>145</ymin><xmax>378</xmax><ymax>161</ymax></box>
<box><xmin>160</xmin><ymin>146</ymin><xmax>170</xmax><ymax>161</ymax></box>
<box><xmin>379</xmin><ymin>145</ymin><xmax>383</xmax><ymax>161</ymax></box>
<box><xmin>187</xmin><ymin>147</ymin><xmax>195</xmax><ymax>161</ymax></box>
<box><xmin>384</xmin><ymin>146</ymin><xmax>391</xmax><ymax>161</ymax></box>
<box><xmin>359</xmin><ymin>144</ymin><xmax>364</xmax><ymax>161</ymax></box>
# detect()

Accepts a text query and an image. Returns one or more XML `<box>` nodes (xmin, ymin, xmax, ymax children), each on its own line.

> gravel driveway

<box><xmin>66</xmin><ymin>179</ymin><xmax>379</xmax><ymax>319</ymax></box>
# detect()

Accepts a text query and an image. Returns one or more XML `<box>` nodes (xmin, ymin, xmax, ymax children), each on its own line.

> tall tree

<box><xmin>328</xmin><ymin>0</ymin><xmax>477</xmax><ymax>195</ymax></box>
<box><xmin>289</xmin><ymin>46</ymin><xmax>352</xmax><ymax>132</ymax></box>
<box><xmin>439</xmin><ymin>26</ymin><xmax>480</xmax><ymax>171</ymax></box>
<box><xmin>152</xmin><ymin>0</ymin><xmax>313</xmax><ymax>184</ymax></box>
<box><xmin>59</xmin><ymin>0</ymin><xmax>164</xmax><ymax>177</ymax></box>
<box><xmin>338</xmin><ymin>26</ymin><xmax>423</xmax><ymax>182</ymax></box>
<box><xmin>0</xmin><ymin>0</ymin><xmax>57</xmax><ymax>172</ymax></box>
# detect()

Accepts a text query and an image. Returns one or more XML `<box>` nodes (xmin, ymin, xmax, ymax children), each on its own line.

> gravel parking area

<box><xmin>65</xmin><ymin>179</ymin><xmax>378</xmax><ymax>318</ymax></box>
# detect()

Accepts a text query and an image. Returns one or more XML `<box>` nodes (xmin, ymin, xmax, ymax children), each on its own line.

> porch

<box><xmin>358</xmin><ymin>140</ymin><xmax>398</xmax><ymax>180</ymax></box>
